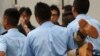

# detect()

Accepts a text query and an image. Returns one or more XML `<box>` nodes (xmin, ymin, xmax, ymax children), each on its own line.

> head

<box><xmin>34</xmin><ymin>2</ymin><xmax>51</xmax><ymax>25</ymax></box>
<box><xmin>62</xmin><ymin>12</ymin><xmax>74</xmax><ymax>27</ymax></box>
<box><xmin>19</xmin><ymin>7</ymin><xmax>32</xmax><ymax>23</ymax></box>
<box><xmin>72</xmin><ymin>0</ymin><xmax>90</xmax><ymax>17</ymax></box>
<box><xmin>3</xmin><ymin>8</ymin><xmax>20</xmax><ymax>30</ymax></box>
<box><xmin>62</xmin><ymin>5</ymin><xmax>74</xmax><ymax>27</ymax></box>
<box><xmin>62</xmin><ymin>5</ymin><xmax>72</xmax><ymax>13</ymax></box>
<box><xmin>50</xmin><ymin>5</ymin><xmax>60</xmax><ymax>23</ymax></box>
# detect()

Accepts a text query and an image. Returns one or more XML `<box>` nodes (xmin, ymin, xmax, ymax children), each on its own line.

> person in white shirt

<box><xmin>0</xmin><ymin>8</ymin><xmax>26</xmax><ymax>56</ymax></box>
<box><xmin>67</xmin><ymin>0</ymin><xmax>100</xmax><ymax>55</ymax></box>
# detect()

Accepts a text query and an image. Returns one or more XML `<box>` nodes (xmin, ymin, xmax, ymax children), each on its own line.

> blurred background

<box><xmin>0</xmin><ymin>0</ymin><xmax>100</xmax><ymax>27</ymax></box>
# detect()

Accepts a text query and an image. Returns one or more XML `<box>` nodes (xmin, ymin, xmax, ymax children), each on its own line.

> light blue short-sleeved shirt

<box><xmin>22</xmin><ymin>21</ymin><xmax>77</xmax><ymax>56</ymax></box>
<box><xmin>67</xmin><ymin>14</ymin><xmax>100</xmax><ymax>54</ymax></box>
<box><xmin>0</xmin><ymin>28</ymin><xmax>26</xmax><ymax>56</ymax></box>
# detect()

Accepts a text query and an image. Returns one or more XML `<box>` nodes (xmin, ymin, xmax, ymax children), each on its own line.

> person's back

<box><xmin>0</xmin><ymin>28</ymin><xmax>25</xmax><ymax>56</ymax></box>
<box><xmin>22</xmin><ymin>2</ymin><xmax>77</xmax><ymax>56</ymax></box>
<box><xmin>25</xmin><ymin>21</ymin><xmax>76</xmax><ymax>56</ymax></box>
<box><xmin>0</xmin><ymin>8</ymin><xmax>26</xmax><ymax>56</ymax></box>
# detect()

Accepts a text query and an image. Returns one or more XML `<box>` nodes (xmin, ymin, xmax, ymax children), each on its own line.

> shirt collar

<box><xmin>41</xmin><ymin>21</ymin><xmax>55</xmax><ymax>28</ymax></box>
<box><xmin>76</xmin><ymin>14</ymin><xmax>86</xmax><ymax>19</ymax></box>
<box><xmin>8</xmin><ymin>28</ymin><xmax>18</xmax><ymax>33</ymax></box>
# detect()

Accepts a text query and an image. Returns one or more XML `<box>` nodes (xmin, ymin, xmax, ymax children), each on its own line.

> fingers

<box><xmin>79</xmin><ymin>42</ymin><xmax>93</xmax><ymax>56</ymax></box>
<box><xmin>68</xmin><ymin>49</ymin><xmax>76</xmax><ymax>56</ymax></box>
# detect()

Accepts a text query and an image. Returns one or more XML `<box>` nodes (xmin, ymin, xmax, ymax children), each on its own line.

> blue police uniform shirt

<box><xmin>0</xmin><ymin>28</ymin><xmax>26</xmax><ymax>56</ymax></box>
<box><xmin>22</xmin><ymin>21</ymin><xmax>77</xmax><ymax>56</ymax></box>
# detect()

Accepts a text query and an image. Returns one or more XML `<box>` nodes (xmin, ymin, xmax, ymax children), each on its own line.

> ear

<box><xmin>72</xmin><ymin>6</ymin><xmax>77</xmax><ymax>17</ymax></box>
<box><xmin>3</xmin><ymin>16</ymin><xmax>10</xmax><ymax>30</ymax></box>
<box><xmin>35</xmin><ymin>16</ymin><xmax>40</xmax><ymax>23</ymax></box>
<box><xmin>4</xmin><ymin>17</ymin><xmax>9</xmax><ymax>25</ymax></box>
<box><xmin>72</xmin><ymin>6</ymin><xmax>75</xmax><ymax>13</ymax></box>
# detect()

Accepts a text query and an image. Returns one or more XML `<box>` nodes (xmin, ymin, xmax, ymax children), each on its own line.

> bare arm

<box><xmin>0</xmin><ymin>51</ymin><xmax>5</xmax><ymax>56</ymax></box>
<box><xmin>74</xmin><ymin>19</ymin><xmax>98</xmax><ymax>47</ymax></box>
<box><xmin>74</xmin><ymin>29</ymin><xmax>87</xmax><ymax>47</ymax></box>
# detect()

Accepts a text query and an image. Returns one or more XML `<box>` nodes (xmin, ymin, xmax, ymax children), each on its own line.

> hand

<box><xmin>20</xmin><ymin>17</ymin><xmax>27</xmax><ymax>27</ymax></box>
<box><xmin>19</xmin><ymin>17</ymin><xmax>30</xmax><ymax>34</ymax></box>
<box><xmin>79</xmin><ymin>42</ymin><xmax>93</xmax><ymax>56</ymax></box>
<box><xmin>0</xmin><ymin>51</ymin><xmax>5</xmax><ymax>56</ymax></box>
<box><xmin>68</xmin><ymin>49</ymin><xmax>76</xmax><ymax>56</ymax></box>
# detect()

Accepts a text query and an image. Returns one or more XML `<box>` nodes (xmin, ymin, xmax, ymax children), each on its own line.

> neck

<box><xmin>39</xmin><ymin>21</ymin><xmax>48</xmax><ymax>25</ymax></box>
<box><xmin>38</xmin><ymin>19</ymin><xmax>50</xmax><ymax>25</ymax></box>
<box><xmin>74</xmin><ymin>12</ymin><xmax>79</xmax><ymax>17</ymax></box>
<box><xmin>6</xmin><ymin>26</ymin><xmax>16</xmax><ymax>30</ymax></box>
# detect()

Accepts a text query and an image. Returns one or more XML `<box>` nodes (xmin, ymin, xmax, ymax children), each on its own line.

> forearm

<box><xmin>74</xmin><ymin>30</ymin><xmax>87</xmax><ymax>47</ymax></box>
<box><xmin>0</xmin><ymin>51</ymin><xmax>5</xmax><ymax>56</ymax></box>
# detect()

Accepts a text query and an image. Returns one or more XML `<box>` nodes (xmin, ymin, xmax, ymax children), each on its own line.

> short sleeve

<box><xmin>22</xmin><ymin>33</ymin><xmax>35</xmax><ymax>56</ymax></box>
<box><xmin>66</xmin><ymin>28</ymin><xmax>78</xmax><ymax>50</ymax></box>
<box><xmin>0</xmin><ymin>36</ymin><xmax>7</xmax><ymax>53</ymax></box>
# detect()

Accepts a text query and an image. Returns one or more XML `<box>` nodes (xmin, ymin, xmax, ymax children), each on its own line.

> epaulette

<box><xmin>0</xmin><ymin>31</ymin><xmax>8</xmax><ymax>35</ymax></box>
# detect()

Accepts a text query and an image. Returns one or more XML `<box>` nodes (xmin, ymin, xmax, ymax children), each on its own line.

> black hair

<box><xmin>35</xmin><ymin>2</ymin><xmax>51</xmax><ymax>21</ymax></box>
<box><xmin>62</xmin><ymin>12</ymin><xmax>74</xmax><ymax>27</ymax></box>
<box><xmin>19</xmin><ymin>7</ymin><xmax>32</xmax><ymax>16</ymax></box>
<box><xmin>4</xmin><ymin>8</ymin><xmax>20</xmax><ymax>26</ymax></box>
<box><xmin>73</xmin><ymin>0</ymin><xmax>90</xmax><ymax>14</ymax></box>
<box><xmin>62</xmin><ymin>5</ymin><xmax>74</xmax><ymax>26</ymax></box>
<box><xmin>63</xmin><ymin>5</ymin><xmax>72</xmax><ymax>12</ymax></box>
<box><xmin>50</xmin><ymin>5</ymin><xmax>60</xmax><ymax>17</ymax></box>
